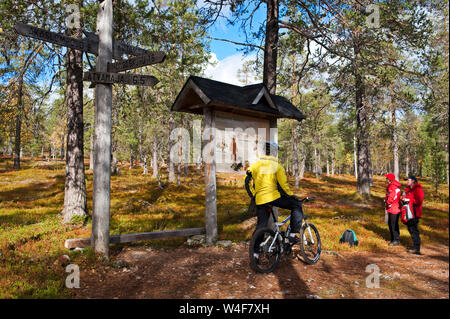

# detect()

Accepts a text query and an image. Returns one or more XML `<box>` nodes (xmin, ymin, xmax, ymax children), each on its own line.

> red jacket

<box><xmin>402</xmin><ymin>183</ymin><xmax>424</xmax><ymax>218</ymax></box>
<box><xmin>385</xmin><ymin>180</ymin><xmax>402</xmax><ymax>214</ymax></box>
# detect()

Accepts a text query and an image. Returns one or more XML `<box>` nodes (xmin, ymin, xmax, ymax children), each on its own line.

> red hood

<box><xmin>390</xmin><ymin>180</ymin><xmax>401</xmax><ymax>188</ymax></box>
<box><xmin>405</xmin><ymin>183</ymin><xmax>422</xmax><ymax>192</ymax></box>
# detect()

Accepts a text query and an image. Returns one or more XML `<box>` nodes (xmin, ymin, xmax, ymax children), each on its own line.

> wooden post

<box><xmin>91</xmin><ymin>0</ymin><xmax>113</xmax><ymax>258</ymax></box>
<box><xmin>268</xmin><ymin>118</ymin><xmax>278</xmax><ymax>231</ymax></box>
<box><xmin>203</xmin><ymin>107</ymin><xmax>217</xmax><ymax>245</ymax></box>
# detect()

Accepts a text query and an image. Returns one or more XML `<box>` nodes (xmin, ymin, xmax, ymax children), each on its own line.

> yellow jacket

<box><xmin>245</xmin><ymin>155</ymin><xmax>293</xmax><ymax>205</ymax></box>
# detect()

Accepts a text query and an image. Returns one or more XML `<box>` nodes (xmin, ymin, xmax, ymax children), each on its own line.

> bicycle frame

<box><xmin>265</xmin><ymin>205</ymin><xmax>315</xmax><ymax>253</ymax></box>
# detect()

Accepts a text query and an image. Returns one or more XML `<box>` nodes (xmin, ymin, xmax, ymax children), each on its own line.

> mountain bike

<box><xmin>249</xmin><ymin>196</ymin><xmax>321</xmax><ymax>273</ymax></box>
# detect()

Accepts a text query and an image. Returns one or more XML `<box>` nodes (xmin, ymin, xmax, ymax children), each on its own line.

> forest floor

<box><xmin>0</xmin><ymin>157</ymin><xmax>448</xmax><ymax>299</ymax></box>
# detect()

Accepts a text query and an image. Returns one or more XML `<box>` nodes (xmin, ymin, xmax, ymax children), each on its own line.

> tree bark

<box><xmin>168</xmin><ymin>117</ymin><xmax>176</xmax><ymax>183</ymax></box>
<box><xmin>89</xmin><ymin>133</ymin><xmax>94</xmax><ymax>170</ymax></box>
<box><xmin>405</xmin><ymin>149</ymin><xmax>409</xmax><ymax>177</ymax></box>
<box><xmin>13</xmin><ymin>74</ymin><xmax>23</xmax><ymax>169</ymax></box>
<box><xmin>392</xmin><ymin>108</ymin><xmax>399</xmax><ymax>180</ymax></box>
<box><xmin>143</xmin><ymin>156</ymin><xmax>148</xmax><ymax>175</ymax></box>
<box><xmin>293</xmin><ymin>124</ymin><xmax>299</xmax><ymax>187</ymax></box>
<box><xmin>263</xmin><ymin>0</ymin><xmax>279</xmax><ymax>94</ymax></box>
<box><xmin>61</xmin><ymin>24</ymin><xmax>88</xmax><ymax>223</ymax></box>
<box><xmin>354</xmin><ymin>40</ymin><xmax>371</xmax><ymax>195</ymax></box>
<box><xmin>331</xmin><ymin>152</ymin><xmax>335</xmax><ymax>175</ymax></box>
<box><xmin>299</xmin><ymin>143</ymin><xmax>306</xmax><ymax>179</ymax></box>
<box><xmin>152</xmin><ymin>136</ymin><xmax>159</xmax><ymax>178</ymax></box>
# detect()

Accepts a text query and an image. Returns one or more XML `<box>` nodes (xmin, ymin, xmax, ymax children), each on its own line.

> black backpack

<box><xmin>339</xmin><ymin>229</ymin><xmax>359</xmax><ymax>247</ymax></box>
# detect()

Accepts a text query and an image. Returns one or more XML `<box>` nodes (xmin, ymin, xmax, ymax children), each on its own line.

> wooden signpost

<box><xmin>15</xmin><ymin>0</ymin><xmax>169</xmax><ymax>259</ymax></box>
<box><xmin>108</xmin><ymin>52</ymin><xmax>165</xmax><ymax>73</ymax></box>
<box><xmin>15</xmin><ymin>22</ymin><xmax>159</xmax><ymax>60</ymax></box>
<box><xmin>83</xmin><ymin>71</ymin><xmax>159</xmax><ymax>86</ymax></box>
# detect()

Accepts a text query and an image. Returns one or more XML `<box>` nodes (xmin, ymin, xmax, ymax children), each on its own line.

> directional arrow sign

<box><xmin>15</xmin><ymin>23</ymin><xmax>157</xmax><ymax>60</ymax></box>
<box><xmin>83</xmin><ymin>71</ymin><xmax>159</xmax><ymax>87</ymax></box>
<box><xmin>15</xmin><ymin>22</ymin><xmax>96</xmax><ymax>54</ymax></box>
<box><xmin>83</xmin><ymin>31</ymin><xmax>153</xmax><ymax>59</ymax></box>
<box><xmin>107</xmin><ymin>52</ymin><xmax>166</xmax><ymax>73</ymax></box>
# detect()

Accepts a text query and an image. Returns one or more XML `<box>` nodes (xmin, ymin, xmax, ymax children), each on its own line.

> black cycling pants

<box><xmin>255</xmin><ymin>195</ymin><xmax>303</xmax><ymax>233</ymax></box>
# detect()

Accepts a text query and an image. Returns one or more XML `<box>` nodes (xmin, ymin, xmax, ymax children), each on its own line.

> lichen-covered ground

<box><xmin>0</xmin><ymin>157</ymin><xmax>448</xmax><ymax>298</ymax></box>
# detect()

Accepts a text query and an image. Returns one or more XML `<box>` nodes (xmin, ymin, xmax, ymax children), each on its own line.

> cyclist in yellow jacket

<box><xmin>245</xmin><ymin>142</ymin><xmax>303</xmax><ymax>243</ymax></box>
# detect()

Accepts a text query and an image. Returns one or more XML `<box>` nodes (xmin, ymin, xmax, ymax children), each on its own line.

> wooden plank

<box><xmin>107</xmin><ymin>52</ymin><xmax>166</xmax><ymax>73</ymax></box>
<box><xmin>84</xmin><ymin>30</ymin><xmax>153</xmax><ymax>59</ymax></box>
<box><xmin>15</xmin><ymin>22</ymin><xmax>96</xmax><ymax>54</ymax></box>
<box><xmin>16</xmin><ymin>22</ymin><xmax>154</xmax><ymax>60</ymax></box>
<box><xmin>84</xmin><ymin>71</ymin><xmax>159</xmax><ymax>86</ymax></box>
<box><xmin>65</xmin><ymin>228</ymin><xmax>206</xmax><ymax>249</ymax></box>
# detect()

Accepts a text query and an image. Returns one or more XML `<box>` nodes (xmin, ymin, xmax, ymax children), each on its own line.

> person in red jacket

<box><xmin>384</xmin><ymin>173</ymin><xmax>402</xmax><ymax>246</ymax></box>
<box><xmin>401</xmin><ymin>174</ymin><xmax>424</xmax><ymax>255</ymax></box>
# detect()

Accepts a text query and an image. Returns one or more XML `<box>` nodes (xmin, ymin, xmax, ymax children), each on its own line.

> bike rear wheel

<box><xmin>249</xmin><ymin>227</ymin><xmax>281</xmax><ymax>273</ymax></box>
<box><xmin>299</xmin><ymin>223</ymin><xmax>321</xmax><ymax>264</ymax></box>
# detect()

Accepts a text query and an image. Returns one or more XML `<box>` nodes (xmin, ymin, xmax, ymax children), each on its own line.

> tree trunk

<box><xmin>60</xmin><ymin>126</ymin><xmax>65</xmax><ymax>160</ymax></box>
<box><xmin>143</xmin><ymin>156</ymin><xmax>148</xmax><ymax>175</ymax></box>
<box><xmin>152</xmin><ymin>137</ymin><xmax>158</xmax><ymax>178</ymax></box>
<box><xmin>89</xmin><ymin>133</ymin><xmax>94</xmax><ymax>170</ymax></box>
<box><xmin>326</xmin><ymin>156</ymin><xmax>330</xmax><ymax>175</ymax></box>
<box><xmin>293</xmin><ymin>124</ymin><xmax>299</xmax><ymax>187</ymax></box>
<box><xmin>392</xmin><ymin>109</ymin><xmax>399</xmax><ymax>180</ymax></box>
<box><xmin>61</xmin><ymin>24</ymin><xmax>88</xmax><ymax>223</ymax></box>
<box><xmin>353</xmin><ymin>134</ymin><xmax>358</xmax><ymax>180</ymax></box>
<box><xmin>331</xmin><ymin>152</ymin><xmax>335</xmax><ymax>175</ymax></box>
<box><xmin>129</xmin><ymin>151</ymin><xmax>134</xmax><ymax>169</ymax></box>
<box><xmin>354</xmin><ymin>39</ymin><xmax>371</xmax><ymax>195</ymax></box>
<box><xmin>168</xmin><ymin>117</ymin><xmax>175</xmax><ymax>183</ymax></box>
<box><xmin>405</xmin><ymin>149</ymin><xmax>409</xmax><ymax>177</ymax></box>
<box><xmin>299</xmin><ymin>143</ymin><xmax>306</xmax><ymax>179</ymax></box>
<box><xmin>263</xmin><ymin>0</ymin><xmax>279</xmax><ymax>95</ymax></box>
<box><xmin>13</xmin><ymin>74</ymin><xmax>23</xmax><ymax>169</ymax></box>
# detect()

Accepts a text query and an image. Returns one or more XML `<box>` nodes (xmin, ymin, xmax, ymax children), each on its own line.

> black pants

<box><xmin>388</xmin><ymin>213</ymin><xmax>400</xmax><ymax>242</ymax></box>
<box><xmin>255</xmin><ymin>195</ymin><xmax>303</xmax><ymax>232</ymax></box>
<box><xmin>407</xmin><ymin>218</ymin><xmax>421</xmax><ymax>251</ymax></box>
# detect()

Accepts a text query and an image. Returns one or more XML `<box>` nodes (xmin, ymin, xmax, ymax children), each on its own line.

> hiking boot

<box><xmin>288</xmin><ymin>235</ymin><xmax>300</xmax><ymax>244</ymax></box>
<box><xmin>408</xmin><ymin>249</ymin><xmax>421</xmax><ymax>255</ymax></box>
<box><xmin>389</xmin><ymin>241</ymin><xmax>400</xmax><ymax>246</ymax></box>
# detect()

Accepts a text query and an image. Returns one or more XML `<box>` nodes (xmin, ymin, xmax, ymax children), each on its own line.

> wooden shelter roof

<box><xmin>170</xmin><ymin>76</ymin><xmax>306</xmax><ymax>121</ymax></box>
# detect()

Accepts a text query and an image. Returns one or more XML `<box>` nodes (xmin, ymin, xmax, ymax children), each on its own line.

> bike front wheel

<box><xmin>249</xmin><ymin>227</ymin><xmax>281</xmax><ymax>273</ymax></box>
<box><xmin>299</xmin><ymin>223</ymin><xmax>321</xmax><ymax>265</ymax></box>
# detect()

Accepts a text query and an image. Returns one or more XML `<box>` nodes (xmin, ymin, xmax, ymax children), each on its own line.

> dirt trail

<box><xmin>75</xmin><ymin>242</ymin><xmax>449</xmax><ymax>299</ymax></box>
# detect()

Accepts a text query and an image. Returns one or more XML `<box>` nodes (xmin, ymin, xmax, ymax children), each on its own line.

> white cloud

<box><xmin>203</xmin><ymin>52</ymin><xmax>260</xmax><ymax>86</ymax></box>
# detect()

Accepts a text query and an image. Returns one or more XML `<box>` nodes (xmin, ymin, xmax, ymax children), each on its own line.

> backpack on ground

<box><xmin>339</xmin><ymin>229</ymin><xmax>359</xmax><ymax>247</ymax></box>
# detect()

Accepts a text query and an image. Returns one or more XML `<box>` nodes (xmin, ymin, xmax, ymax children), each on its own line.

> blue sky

<box><xmin>202</xmin><ymin>2</ymin><xmax>266</xmax><ymax>85</ymax></box>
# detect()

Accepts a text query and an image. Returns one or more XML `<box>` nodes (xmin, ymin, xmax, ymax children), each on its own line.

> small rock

<box><xmin>250</xmin><ymin>285</ymin><xmax>256</xmax><ymax>289</ymax></box>
<box><xmin>131</xmin><ymin>252</ymin><xmax>144</xmax><ymax>259</ymax></box>
<box><xmin>217</xmin><ymin>240</ymin><xmax>233</xmax><ymax>248</ymax></box>
<box><xmin>307</xmin><ymin>278</ymin><xmax>314</xmax><ymax>283</ymax></box>
<box><xmin>340</xmin><ymin>293</ymin><xmax>345</xmax><ymax>297</ymax></box>
<box><xmin>74</xmin><ymin>247</ymin><xmax>84</xmax><ymax>252</ymax></box>
<box><xmin>353</xmin><ymin>281</ymin><xmax>359</xmax><ymax>285</ymax></box>
<box><xmin>112</xmin><ymin>260</ymin><xmax>127</xmax><ymax>268</ymax></box>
